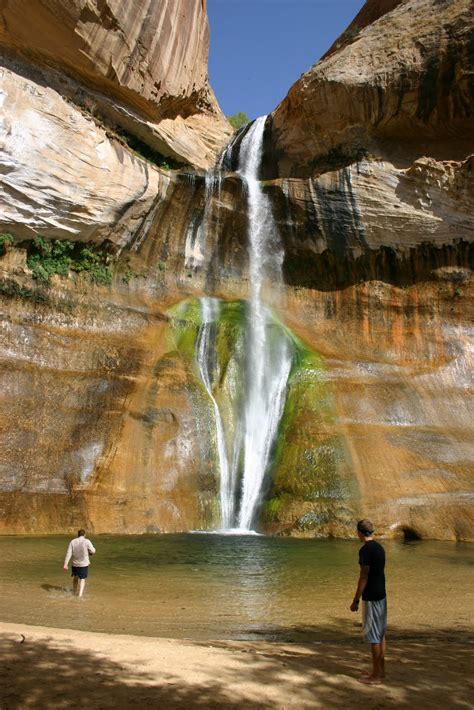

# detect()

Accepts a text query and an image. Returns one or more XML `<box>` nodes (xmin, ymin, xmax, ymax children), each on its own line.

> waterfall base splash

<box><xmin>191</xmin><ymin>528</ymin><xmax>262</xmax><ymax>536</ymax></box>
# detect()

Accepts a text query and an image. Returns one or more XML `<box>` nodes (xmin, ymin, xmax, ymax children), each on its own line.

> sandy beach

<box><xmin>1</xmin><ymin>622</ymin><xmax>473</xmax><ymax>709</ymax></box>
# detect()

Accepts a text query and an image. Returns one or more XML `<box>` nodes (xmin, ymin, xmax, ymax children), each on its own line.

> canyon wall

<box><xmin>0</xmin><ymin>0</ymin><xmax>231</xmax><ymax>175</ymax></box>
<box><xmin>270</xmin><ymin>0</ymin><xmax>474</xmax><ymax>177</ymax></box>
<box><xmin>263</xmin><ymin>0</ymin><xmax>474</xmax><ymax>540</ymax></box>
<box><xmin>0</xmin><ymin>0</ymin><xmax>472</xmax><ymax>539</ymax></box>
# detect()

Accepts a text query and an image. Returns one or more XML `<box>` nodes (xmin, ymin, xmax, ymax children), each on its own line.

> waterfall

<box><xmin>195</xmin><ymin>297</ymin><xmax>235</xmax><ymax>528</ymax></box>
<box><xmin>185</xmin><ymin>171</ymin><xmax>223</xmax><ymax>270</ymax></box>
<box><xmin>193</xmin><ymin>116</ymin><xmax>293</xmax><ymax>532</ymax></box>
<box><xmin>217</xmin><ymin>122</ymin><xmax>248</xmax><ymax>171</ymax></box>
<box><xmin>236</xmin><ymin>117</ymin><xmax>293</xmax><ymax>530</ymax></box>
<box><xmin>282</xmin><ymin>179</ymin><xmax>296</xmax><ymax>240</ymax></box>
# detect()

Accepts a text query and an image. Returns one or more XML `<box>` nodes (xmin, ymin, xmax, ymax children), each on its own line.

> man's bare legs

<box><xmin>371</xmin><ymin>641</ymin><xmax>384</xmax><ymax>679</ymax></box>
<box><xmin>72</xmin><ymin>575</ymin><xmax>86</xmax><ymax>597</ymax></box>
<box><xmin>361</xmin><ymin>639</ymin><xmax>385</xmax><ymax>683</ymax></box>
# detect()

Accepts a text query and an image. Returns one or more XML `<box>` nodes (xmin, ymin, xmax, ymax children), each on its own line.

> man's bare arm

<box><xmin>350</xmin><ymin>565</ymin><xmax>369</xmax><ymax>611</ymax></box>
<box><xmin>63</xmin><ymin>541</ymin><xmax>72</xmax><ymax>571</ymax></box>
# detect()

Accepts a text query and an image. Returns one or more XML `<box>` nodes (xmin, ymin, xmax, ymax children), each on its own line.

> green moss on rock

<box><xmin>167</xmin><ymin>299</ymin><xmax>202</xmax><ymax>361</ymax></box>
<box><xmin>265</xmin><ymin>333</ymin><xmax>354</xmax><ymax>532</ymax></box>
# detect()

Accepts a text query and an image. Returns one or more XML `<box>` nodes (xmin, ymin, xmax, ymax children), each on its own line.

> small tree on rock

<box><xmin>228</xmin><ymin>112</ymin><xmax>249</xmax><ymax>130</ymax></box>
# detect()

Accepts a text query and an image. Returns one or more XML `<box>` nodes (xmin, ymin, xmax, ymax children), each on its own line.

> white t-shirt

<box><xmin>64</xmin><ymin>537</ymin><xmax>96</xmax><ymax>567</ymax></box>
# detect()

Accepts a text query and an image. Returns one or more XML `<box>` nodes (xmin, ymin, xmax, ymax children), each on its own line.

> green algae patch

<box><xmin>262</xmin><ymin>493</ymin><xmax>293</xmax><ymax>522</ymax></box>
<box><xmin>214</xmin><ymin>300</ymin><xmax>247</xmax><ymax>388</ymax></box>
<box><xmin>167</xmin><ymin>298</ymin><xmax>202</xmax><ymax>361</ymax></box>
<box><xmin>167</xmin><ymin>298</ymin><xmax>247</xmax><ymax>393</ymax></box>
<box><xmin>263</xmin><ymin>335</ymin><xmax>355</xmax><ymax>534</ymax></box>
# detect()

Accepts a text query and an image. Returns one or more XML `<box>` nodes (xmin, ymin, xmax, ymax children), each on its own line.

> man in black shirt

<box><xmin>350</xmin><ymin>519</ymin><xmax>387</xmax><ymax>684</ymax></box>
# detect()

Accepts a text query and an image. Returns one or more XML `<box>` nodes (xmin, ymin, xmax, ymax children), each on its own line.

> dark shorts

<box><xmin>71</xmin><ymin>566</ymin><xmax>89</xmax><ymax>579</ymax></box>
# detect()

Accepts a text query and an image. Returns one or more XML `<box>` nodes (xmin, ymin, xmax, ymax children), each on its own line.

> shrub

<box><xmin>121</xmin><ymin>268</ymin><xmax>135</xmax><ymax>284</ymax></box>
<box><xmin>0</xmin><ymin>233</ymin><xmax>14</xmax><ymax>256</ymax></box>
<box><xmin>113</xmin><ymin>130</ymin><xmax>179</xmax><ymax>170</ymax></box>
<box><xmin>26</xmin><ymin>236</ymin><xmax>112</xmax><ymax>284</ymax></box>
<box><xmin>70</xmin><ymin>246</ymin><xmax>112</xmax><ymax>284</ymax></box>
<box><xmin>27</xmin><ymin>236</ymin><xmax>74</xmax><ymax>280</ymax></box>
<box><xmin>0</xmin><ymin>278</ymin><xmax>48</xmax><ymax>302</ymax></box>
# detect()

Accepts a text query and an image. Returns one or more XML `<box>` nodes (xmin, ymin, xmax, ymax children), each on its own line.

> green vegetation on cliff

<box><xmin>26</xmin><ymin>236</ymin><xmax>113</xmax><ymax>284</ymax></box>
<box><xmin>167</xmin><ymin>298</ymin><xmax>203</xmax><ymax>360</ymax></box>
<box><xmin>78</xmin><ymin>98</ymin><xmax>182</xmax><ymax>170</ymax></box>
<box><xmin>167</xmin><ymin>298</ymin><xmax>247</xmax><ymax>528</ymax></box>
<box><xmin>0</xmin><ymin>233</ymin><xmax>14</xmax><ymax>255</ymax></box>
<box><xmin>168</xmin><ymin>298</ymin><xmax>247</xmax><ymax>380</ymax></box>
<box><xmin>0</xmin><ymin>278</ymin><xmax>48</xmax><ymax>302</ymax></box>
<box><xmin>114</xmin><ymin>129</ymin><xmax>180</xmax><ymax>170</ymax></box>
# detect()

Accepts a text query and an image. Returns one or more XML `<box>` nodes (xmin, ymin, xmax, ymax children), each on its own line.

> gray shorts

<box><xmin>362</xmin><ymin>598</ymin><xmax>387</xmax><ymax>643</ymax></box>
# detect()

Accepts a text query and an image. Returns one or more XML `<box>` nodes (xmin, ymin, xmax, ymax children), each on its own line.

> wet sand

<box><xmin>1</xmin><ymin>621</ymin><xmax>473</xmax><ymax>709</ymax></box>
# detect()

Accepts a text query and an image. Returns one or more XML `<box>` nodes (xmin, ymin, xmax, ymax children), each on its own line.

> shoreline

<box><xmin>1</xmin><ymin>621</ymin><xmax>473</xmax><ymax>708</ymax></box>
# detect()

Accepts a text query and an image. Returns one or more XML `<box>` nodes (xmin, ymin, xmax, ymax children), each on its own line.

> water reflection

<box><xmin>232</xmin><ymin>536</ymin><xmax>280</xmax><ymax>626</ymax></box>
<box><xmin>0</xmin><ymin>535</ymin><xmax>472</xmax><ymax>640</ymax></box>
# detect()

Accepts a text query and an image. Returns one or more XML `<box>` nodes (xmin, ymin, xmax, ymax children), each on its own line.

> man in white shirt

<box><xmin>63</xmin><ymin>529</ymin><xmax>96</xmax><ymax>597</ymax></box>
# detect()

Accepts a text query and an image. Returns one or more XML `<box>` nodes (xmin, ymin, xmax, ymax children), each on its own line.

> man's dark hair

<box><xmin>77</xmin><ymin>529</ymin><xmax>86</xmax><ymax>537</ymax></box>
<box><xmin>357</xmin><ymin>519</ymin><xmax>374</xmax><ymax>536</ymax></box>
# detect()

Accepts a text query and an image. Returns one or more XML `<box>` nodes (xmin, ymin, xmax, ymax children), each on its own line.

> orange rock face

<box><xmin>0</xmin><ymin>156</ymin><xmax>472</xmax><ymax>539</ymax></box>
<box><xmin>0</xmin><ymin>267</ymin><xmax>213</xmax><ymax>534</ymax></box>
<box><xmin>258</xmin><ymin>0</ymin><xmax>474</xmax><ymax>539</ymax></box>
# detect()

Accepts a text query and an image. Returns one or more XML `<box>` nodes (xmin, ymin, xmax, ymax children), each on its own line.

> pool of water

<box><xmin>1</xmin><ymin>534</ymin><xmax>473</xmax><ymax>640</ymax></box>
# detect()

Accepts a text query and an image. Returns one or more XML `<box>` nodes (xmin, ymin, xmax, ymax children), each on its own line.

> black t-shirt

<box><xmin>359</xmin><ymin>540</ymin><xmax>386</xmax><ymax>601</ymax></box>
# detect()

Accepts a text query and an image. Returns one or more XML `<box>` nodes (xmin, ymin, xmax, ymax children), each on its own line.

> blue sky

<box><xmin>207</xmin><ymin>0</ymin><xmax>364</xmax><ymax>120</ymax></box>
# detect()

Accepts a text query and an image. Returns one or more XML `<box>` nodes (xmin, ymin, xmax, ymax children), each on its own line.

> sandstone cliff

<box><xmin>261</xmin><ymin>0</ymin><xmax>474</xmax><ymax>539</ymax></box>
<box><xmin>0</xmin><ymin>0</ymin><xmax>232</xmax><ymax>169</ymax></box>
<box><xmin>0</xmin><ymin>63</ymin><xmax>172</xmax><ymax>244</ymax></box>
<box><xmin>270</xmin><ymin>0</ymin><xmax>474</xmax><ymax>177</ymax></box>
<box><xmin>0</xmin><ymin>0</ymin><xmax>472</xmax><ymax>541</ymax></box>
<box><xmin>322</xmin><ymin>0</ymin><xmax>405</xmax><ymax>59</ymax></box>
<box><xmin>1</xmin><ymin>151</ymin><xmax>472</xmax><ymax>539</ymax></box>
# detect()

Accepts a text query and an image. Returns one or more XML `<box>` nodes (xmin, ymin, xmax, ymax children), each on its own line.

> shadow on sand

<box><xmin>1</xmin><ymin>622</ymin><xmax>473</xmax><ymax>709</ymax></box>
